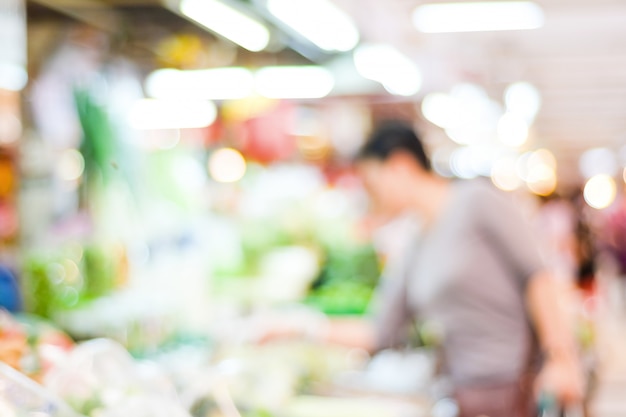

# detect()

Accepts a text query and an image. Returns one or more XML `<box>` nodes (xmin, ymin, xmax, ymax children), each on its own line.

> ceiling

<box><xmin>25</xmin><ymin>0</ymin><xmax>626</xmax><ymax>185</ymax></box>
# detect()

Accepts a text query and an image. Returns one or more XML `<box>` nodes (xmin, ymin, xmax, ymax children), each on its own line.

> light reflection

<box><xmin>584</xmin><ymin>174</ymin><xmax>616</xmax><ymax>209</ymax></box>
<box><xmin>209</xmin><ymin>148</ymin><xmax>247</xmax><ymax>183</ymax></box>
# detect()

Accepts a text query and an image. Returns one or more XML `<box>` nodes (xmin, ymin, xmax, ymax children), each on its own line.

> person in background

<box><xmin>352</xmin><ymin>121</ymin><xmax>583</xmax><ymax>417</ymax></box>
<box><xmin>258</xmin><ymin>121</ymin><xmax>584</xmax><ymax>417</ymax></box>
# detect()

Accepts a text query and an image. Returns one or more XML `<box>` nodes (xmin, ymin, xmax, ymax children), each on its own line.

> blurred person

<box><xmin>598</xmin><ymin>194</ymin><xmax>626</xmax><ymax>311</ymax></box>
<box><xmin>351</xmin><ymin>121</ymin><xmax>583</xmax><ymax>417</ymax></box>
<box><xmin>257</xmin><ymin>121</ymin><xmax>584</xmax><ymax>417</ymax></box>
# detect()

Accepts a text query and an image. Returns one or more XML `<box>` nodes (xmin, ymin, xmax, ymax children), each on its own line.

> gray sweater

<box><xmin>373</xmin><ymin>179</ymin><xmax>544</xmax><ymax>387</ymax></box>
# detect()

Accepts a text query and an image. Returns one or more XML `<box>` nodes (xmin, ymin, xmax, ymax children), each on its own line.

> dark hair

<box><xmin>356</xmin><ymin>120</ymin><xmax>431</xmax><ymax>171</ymax></box>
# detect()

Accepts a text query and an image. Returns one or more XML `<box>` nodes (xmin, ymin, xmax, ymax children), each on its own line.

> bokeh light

<box><xmin>129</xmin><ymin>99</ymin><xmax>217</xmax><ymax>130</ymax></box>
<box><xmin>579</xmin><ymin>147</ymin><xmax>618</xmax><ymax>179</ymax></box>
<box><xmin>57</xmin><ymin>149</ymin><xmax>85</xmax><ymax>181</ymax></box>
<box><xmin>491</xmin><ymin>156</ymin><xmax>522</xmax><ymax>191</ymax></box>
<box><xmin>584</xmin><ymin>174</ymin><xmax>617</xmax><ymax>209</ymax></box>
<box><xmin>450</xmin><ymin>147</ymin><xmax>478</xmax><ymax>179</ymax></box>
<box><xmin>353</xmin><ymin>44</ymin><xmax>422</xmax><ymax>96</ymax></box>
<box><xmin>0</xmin><ymin>63</ymin><xmax>28</xmax><ymax>91</ymax></box>
<box><xmin>504</xmin><ymin>82</ymin><xmax>541</xmax><ymax>123</ymax></box>
<box><xmin>526</xmin><ymin>164</ymin><xmax>557</xmax><ymax>196</ymax></box>
<box><xmin>421</xmin><ymin>93</ymin><xmax>456</xmax><ymax>128</ymax></box>
<box><xmin>255</xmin><ymin>66</ymin><xmax>335</xmax><ymax>99</ymax></box>
<box><xmin>497</xmin><ymin>112</ymin><xmax>529</xmax><ymax>147</ymax></box>
<box><xmin>208</xmin><ymin>148</ymin><xmax>247</xmax><ymax>183</ymax></box>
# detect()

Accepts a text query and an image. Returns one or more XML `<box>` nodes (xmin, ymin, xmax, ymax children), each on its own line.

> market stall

<box><xmin>2</xmin><ymin>0</ymin><xmax>626</xmax><ymax>416</ymax></box>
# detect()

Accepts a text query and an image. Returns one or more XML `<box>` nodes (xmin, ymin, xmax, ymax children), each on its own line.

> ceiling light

<box><xmin>353</xmin><ymin>44</ymin><xmax>422</xmax><ymax>96</ymax></box>
<box><xmin>421</xmin><ymin>93</ymin><xmax>458</xmax><ymax>128</ymax></box>
<box><xmin>181</xmin><ymin>0</ymin><xmax>270</xmax><ymax>52</ymax></box>
<box><xmin>146</xmin><ymin>68</ymin><xmax>255</xmax><ymax>100</ymax></box>
<box><xmin>497</xmin><ymin>112</ymin><xmax>529</xmax><ymax>147</ymax></box>
<box><xmin>584</xmin><ymin>175</ymin><xmax>617</xmax><ymax>209</ymax></box>
<box><xmin>413</xmin><ymin>1</ymin><xmax>544</xmax><ymax>33</ymax></box>
<box><xmin>255</xmin><ymin>66</ymin><xmax>334</xmax><ymax>99</ymax></box>
<box><xmin>504</xmin><ymin>82</ymin><xmax>541</xmax><ymax>123</ymax></box>
<box><xmin>129</xmin><ymin>99</ymin><xmax>217</xmax><ymax>130</ymax></box>
<box><xmin>267</xmin><ymin>0</ymin><xmax>359</xmax><ymax>52</ymax></box>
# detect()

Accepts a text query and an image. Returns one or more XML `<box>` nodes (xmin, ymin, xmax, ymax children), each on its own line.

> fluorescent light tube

<box><xmin>129</xmin><ymin>99</ymin><xmax>217</xmax><ymax>130</ymax></box>
<box><xmin>181</xmin><ymin>0</ymin><xmax>270</xmax><ymax>52</ymax></box>
<box><xmin>255</xmin><ymin>66</ymin><xmax>335</xmax><ymax>99</ymax></box>
<box><xmin>413</xmin><ymin>1</ymin><xmax>544</xmax><ymax>33</ymax></box>
<box><xmin>353</xmin><ymin>44</ymin><xmax>422</xmax><ymax>96</ymax></box>
<box><xmin>267</xmin><ymin>0</ymin><xmax>359</xmax><ymax>52</ymax></box>
<box><xmin>146</xmin><ymin>67</ymin><xmax>255</xmax><ymax>101</ymax></box>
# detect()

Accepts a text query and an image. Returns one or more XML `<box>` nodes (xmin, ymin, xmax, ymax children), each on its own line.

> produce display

<box><xmin>0</xmin><ymin>308</ymin><xmax>433</xmax><ymax>417</ymax></box>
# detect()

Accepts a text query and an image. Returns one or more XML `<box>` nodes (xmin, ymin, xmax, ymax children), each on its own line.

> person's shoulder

<box><xmin>455</xmin><ymin>177</ymin><xmax>502</xmax><ymax>201</ymax></box>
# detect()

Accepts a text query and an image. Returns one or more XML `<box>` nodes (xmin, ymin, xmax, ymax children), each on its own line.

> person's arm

<box><xmin>475</xmin><ymin>183</ymin><xmax>584</xmax><ymax>405</ymax></box>
<box><xmin>317</xmin><ymin>317</ymin><xmax>377</xmax><ymax>352</ymax></box>
<box><xmin>526</xmin><ymin>270</ymin><xmax>584</xmax><ymax>405</ymax></box>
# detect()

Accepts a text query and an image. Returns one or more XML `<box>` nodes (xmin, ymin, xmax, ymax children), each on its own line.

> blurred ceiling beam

<box><xmin>28</xmin><ymin>0</ymin><xmax>122</xmax><ymax>31</ymax></box>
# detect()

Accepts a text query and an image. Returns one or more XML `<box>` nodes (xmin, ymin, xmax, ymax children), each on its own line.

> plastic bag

<box><xmin>0</xmin><ymin>361</ymin><xmax>84</xmax><ymax>417</ymax></box>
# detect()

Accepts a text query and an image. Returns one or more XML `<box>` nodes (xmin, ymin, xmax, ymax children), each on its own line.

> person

<box><xmin>351</xmin><ymin>121</ymin><xmax>584</xmax><ymax>417</ymax></box>
<box><xmin>256</xmin><ymin>121</ymin><xmax>584</xmax><ymax>417</ymax></box>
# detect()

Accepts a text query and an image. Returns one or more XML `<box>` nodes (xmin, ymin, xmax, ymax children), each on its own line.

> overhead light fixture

<box><xmin>255</xmin><ymin>66</ymin><xmax>334</xmax><ymax>99</ymax></box>
<box><xmin>146</xmin><ymin>67</ymin><xmax>255</xmax><ymax>100</ymax></box>
<box><xmin>129</xmin><ymin>99</ymin><xmax>217</xmax><ymax>130</ymax></box>
<box><xmin>504</xmin><ymin>82</ymin><xmax>541</xmax><ymax>123</ymax></box>
<box><xmin>413</xmin><ymin>1</ymin><xmax>544</xmax><ymax>33</ymax></box>
<box><xmin>267</xmin><ymin>0</ymin><xmax>359</xmax><ymax>52</ymax></box>
<box><xmin>353</xmin><ymin>44</ymin><xmax>422</xmax><ymax>96</ymax></box>
<box><xmin>180</xmin><ymin>0</ymin><xmax>270</xmax><ymax>52</ymax></box>
<box><xmin>497</xmin><ymin>112</ymin><xmax>529</xmax><ymax>147</ymax></box>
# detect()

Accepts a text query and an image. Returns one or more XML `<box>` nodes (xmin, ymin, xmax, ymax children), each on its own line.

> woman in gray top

<box><xmin>352</xmin><ymin>121</ymin><xmax>583</xmax><ymax>417</ymax></box>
